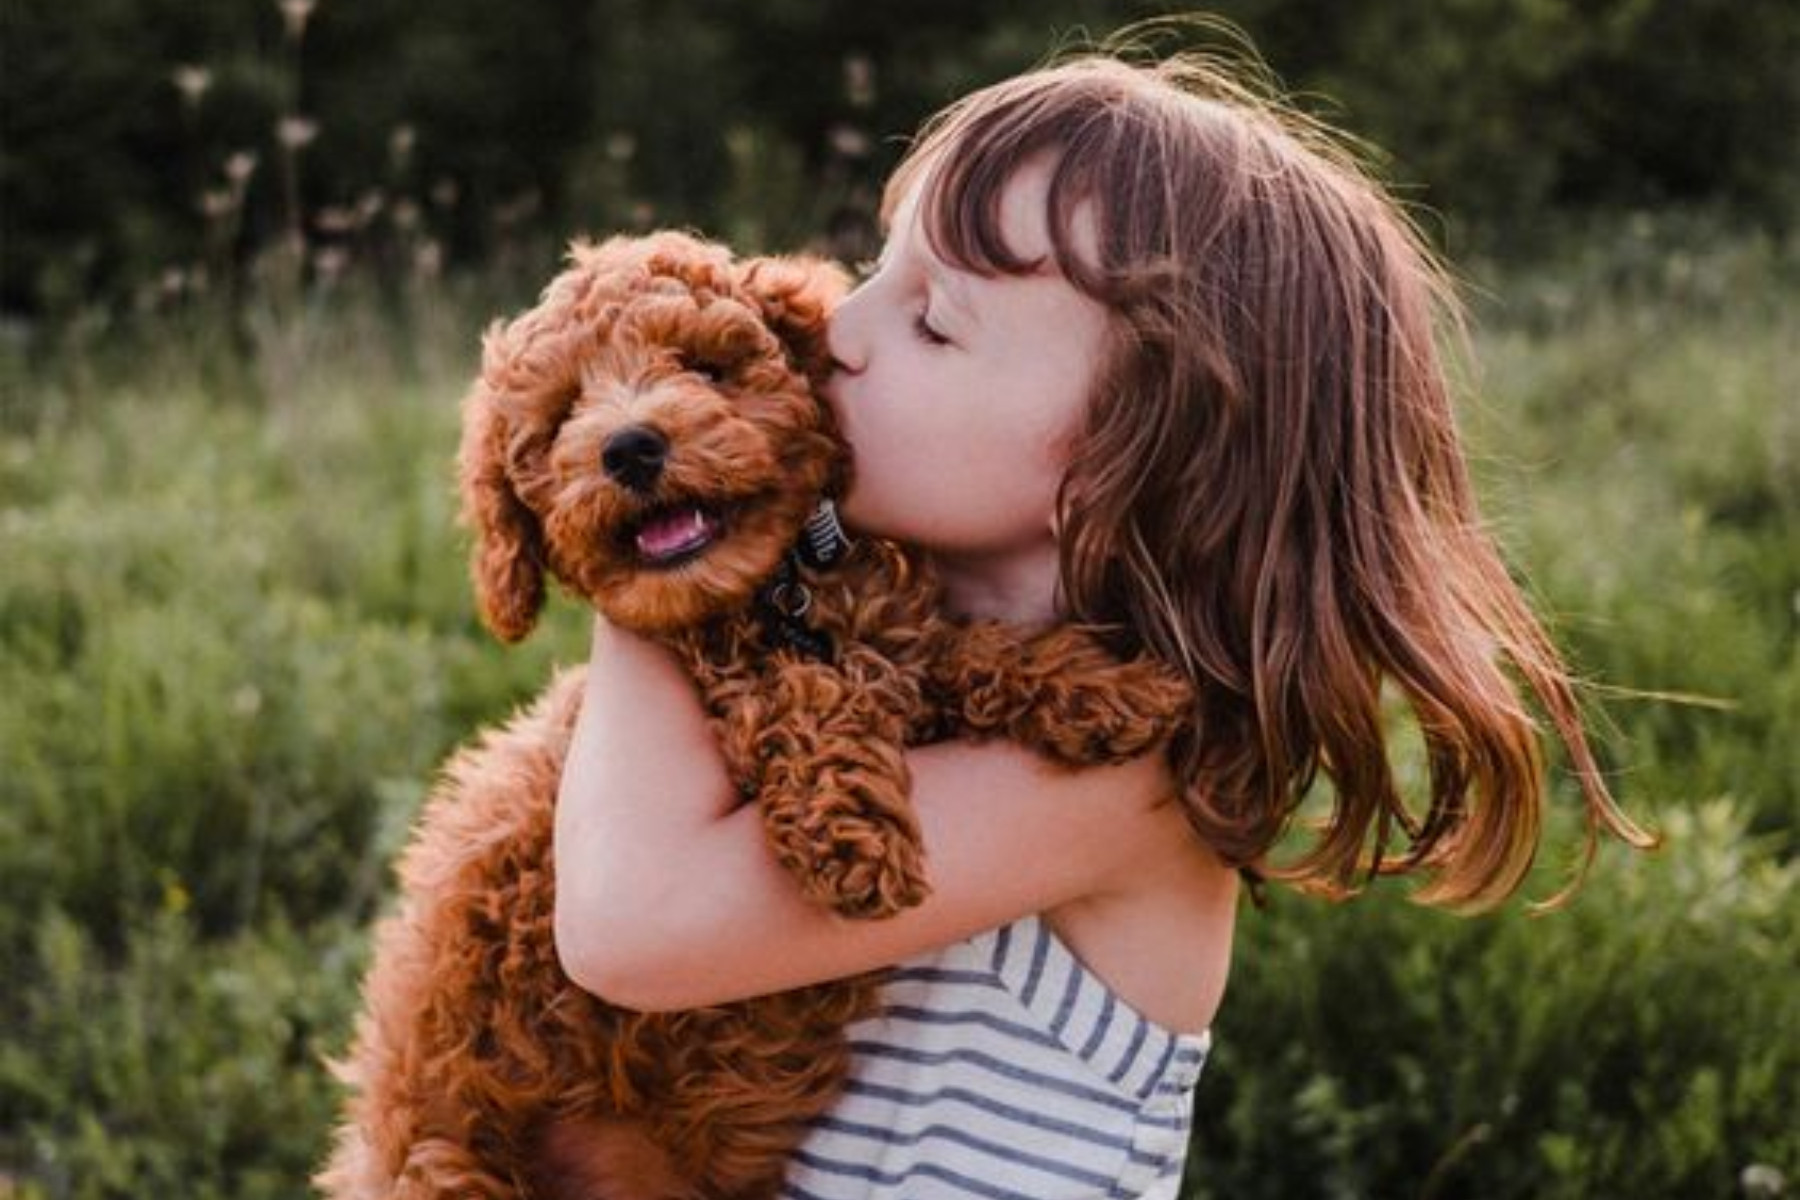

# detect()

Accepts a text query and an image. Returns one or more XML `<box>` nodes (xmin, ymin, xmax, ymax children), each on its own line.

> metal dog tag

<box><xmin>796</xmin><ymin>499</ymin><xmax>852</xmax><ymax>569</ymax></box>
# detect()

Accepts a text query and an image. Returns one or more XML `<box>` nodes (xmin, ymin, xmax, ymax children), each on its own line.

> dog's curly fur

<box><xmin>317</xmin><ymin>232</ymin><xmax>1191</xmax><ymax>1200</ymax></box>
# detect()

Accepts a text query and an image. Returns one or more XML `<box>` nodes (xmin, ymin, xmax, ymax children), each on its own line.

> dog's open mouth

<box><xmin>630</xmin><ymin>504</ymin><xmax>724</xmax><ymax>567</ymax></box>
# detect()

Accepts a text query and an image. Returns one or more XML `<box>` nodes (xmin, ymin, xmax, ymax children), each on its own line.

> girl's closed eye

<box><xmin>912</xmin><ymin>306</ymin><xmax>951</xmax><ymax>347</ymax></box>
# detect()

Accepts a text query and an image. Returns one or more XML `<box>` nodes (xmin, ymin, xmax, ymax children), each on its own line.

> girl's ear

<box><xmin>738</xmin><ymin>255</ymin><xmax>852</xmax><ymax>383</ymax></box>
<box><xmin>458</xmin><ymin>326</ymin><xmax>547</xmax><ymax>643</ymax></box>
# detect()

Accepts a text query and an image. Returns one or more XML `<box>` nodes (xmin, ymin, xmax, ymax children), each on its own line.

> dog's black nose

<box><xmin>601</xmin><ymin>426</ymin><xmax>668</xmax><ymax>492</ymax></box>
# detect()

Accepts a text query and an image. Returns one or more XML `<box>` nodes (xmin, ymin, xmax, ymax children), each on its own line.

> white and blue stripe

<box><xmin>781</xmin><ymin>913</ymin><xmax>1210</xmax><ymax>1199</ymax></box>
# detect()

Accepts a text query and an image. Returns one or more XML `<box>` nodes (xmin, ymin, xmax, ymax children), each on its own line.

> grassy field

<box><xmin>1</xmin><ymin>226</ymin><xmax>1795</xmax><ymax>1198</ymax></box>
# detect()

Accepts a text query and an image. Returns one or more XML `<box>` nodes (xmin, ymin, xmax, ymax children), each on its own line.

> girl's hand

<box><xmin>553</xmin><ymin>618</ymin><xmax>1195</xmax><ymax>1013</ymax></box>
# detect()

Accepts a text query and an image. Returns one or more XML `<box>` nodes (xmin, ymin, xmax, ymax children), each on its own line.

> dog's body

<box><xmin>318</xmin><ymin>233</ymin><xmax>1189</xmax><ymax>1199</ymax></box>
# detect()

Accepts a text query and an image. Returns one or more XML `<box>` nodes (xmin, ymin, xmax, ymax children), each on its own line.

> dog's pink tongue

<box><xmin>636</xmin><ymin>508</ymin><xmax>718</xmax><ymax>561</ymax></box>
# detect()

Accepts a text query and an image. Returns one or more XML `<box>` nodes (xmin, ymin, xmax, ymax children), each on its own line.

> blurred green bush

<box><xmin>1189</xmin><ymin>799</ymin><xmax>1797</xmax><ymax>1198</ymax></box>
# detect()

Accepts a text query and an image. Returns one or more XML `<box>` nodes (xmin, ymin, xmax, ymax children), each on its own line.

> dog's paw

<box><xmin>803</xmin><ymin>821</ymin><xmax>931</xmax><ymax>921</ymax></box>
<box><xmin>761</xmin><ymin>750</ymin><xmax>930</xmax><ymax>919</ymax></box>
<box><xmin>946</xmin><ymin>625</ymin><xmax>1193</xmax><ymax>765</ymax></box>
<box><xmin>1015</xmin><ymin>656</ymin><xmax>1192</xmax><ymax>763</ymax></box>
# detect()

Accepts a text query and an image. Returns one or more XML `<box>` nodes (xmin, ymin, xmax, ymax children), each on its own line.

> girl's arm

<box><xmin>553</xmin><ymin>618</ymin><xmax>1178</xmax><ymax>1013</ymax></box>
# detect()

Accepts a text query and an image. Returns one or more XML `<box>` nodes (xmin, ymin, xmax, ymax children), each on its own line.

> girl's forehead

<box><xmin>890</xmin><ymin>154</ymin><xmax>1097</xmax><ymax>281</ymax></box>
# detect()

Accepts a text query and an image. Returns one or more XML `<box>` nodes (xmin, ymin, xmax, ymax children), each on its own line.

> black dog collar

<box><xmin>754</xmin><ymin>500</ymin><xmax>852</xmax><ymax>661</ymax></box>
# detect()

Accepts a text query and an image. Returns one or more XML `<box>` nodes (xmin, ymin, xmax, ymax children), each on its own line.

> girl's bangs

<box><xmin>882</xmin><ymin>75</ymin><xmax>1122</xmax><ymax>287</ymax></box>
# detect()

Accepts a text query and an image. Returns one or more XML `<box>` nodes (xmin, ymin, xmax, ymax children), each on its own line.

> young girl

<box><xmin>552</xmin><ymin>46</ymin><xmax>1652</xmax><ymax>1198</ymax></box>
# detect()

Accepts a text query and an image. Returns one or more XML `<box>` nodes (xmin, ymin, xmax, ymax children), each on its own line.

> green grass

<box><xmin>1</xmin><ymin>233</ymin><xmax>1794</xmax><ymax>1198</ymax></box>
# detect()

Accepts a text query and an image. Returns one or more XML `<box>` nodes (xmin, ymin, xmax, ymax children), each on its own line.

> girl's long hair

<box><xmin>889</xmin><ymin>49</ymin><xmax>1654</xmax><ymax>909</ymax></box>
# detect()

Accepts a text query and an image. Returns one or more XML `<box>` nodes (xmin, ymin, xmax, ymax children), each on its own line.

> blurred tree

<box><xmin>301</xmin><ymin>0</ymin><xmax>598</xmax><ymax>258</ymax></box>
<box><xmin>1</xmin><ymin>0</ymin><xmax>265</xmax><ymax>311</ymax></box>
<box><xmin>1292</xmin><ymin>0</ymin><xmax>1800</xmax><ymax>249</ymax></box>
<box><xmin>2</xmin><ymin>0</ymin><xmax>1796</xmax><ymax>315</ymax></box>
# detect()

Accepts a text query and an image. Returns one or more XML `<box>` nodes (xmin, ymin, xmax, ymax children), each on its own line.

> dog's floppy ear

<box><xmin>737</xmin><ymin>255</ymin><xmax>852</xmax><ymax>382</ymax></box>
<box><xmin>458</xmin><ymin>322</ymin><xmax>548</xmax><ymax>643</ymax></box>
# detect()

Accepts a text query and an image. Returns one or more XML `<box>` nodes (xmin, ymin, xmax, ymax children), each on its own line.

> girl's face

<box><xmin>825</xmin><ymin>157</ymin><xmax>1111</xmax><ymax>579</ymax></box>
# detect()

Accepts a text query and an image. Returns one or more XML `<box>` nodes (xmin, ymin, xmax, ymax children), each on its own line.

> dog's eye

<box><xmin>685</xmin><ymin>357</ymin><xmax>729</xmax><ymax>383</ymax></box>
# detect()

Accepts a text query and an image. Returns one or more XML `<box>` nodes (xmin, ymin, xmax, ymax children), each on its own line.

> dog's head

<box><xmin>458</xmin><ymin>231</ymin><xmax>849</xmax><ymax>639</ymax></box>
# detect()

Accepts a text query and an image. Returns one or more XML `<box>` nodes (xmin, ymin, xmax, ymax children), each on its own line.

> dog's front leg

<box><xmin>746</xmin><ymin>655</ymin><xmax>929</xmax><ymax>920</ymax></box>
<box><xmin>934</xmin><ymin>623</ymin><xmax>1194</xmax><ymax>765</ymax></box>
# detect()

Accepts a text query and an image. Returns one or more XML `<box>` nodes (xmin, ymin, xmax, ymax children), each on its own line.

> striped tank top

<box><xmin>781</xmin><ymin>912</ymin><xmax>1211</xmax><ymax>1200</ymax></box>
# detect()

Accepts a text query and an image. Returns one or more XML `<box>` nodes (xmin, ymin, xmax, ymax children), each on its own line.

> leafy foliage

<box><xmin>1</xmin><ymin>911</ymin><xmax>365</xmax><ymax>1200</ymax></box>
<box><xmin>1189</xmin><ymin>803</ymin><xmax>1797</xmax><ymax>1198</ymax></box>
<box><xmin>5</xmin><ymin>1</ymin><xmax>1798</xmax><ymax>313</ymax></box>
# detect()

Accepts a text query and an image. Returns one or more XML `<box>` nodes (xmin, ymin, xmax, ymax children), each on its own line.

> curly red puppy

<box><xmin>317</xmin><ymin>232</ymin><xmax>1189</xmax><ymax>1200</ymax></box>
